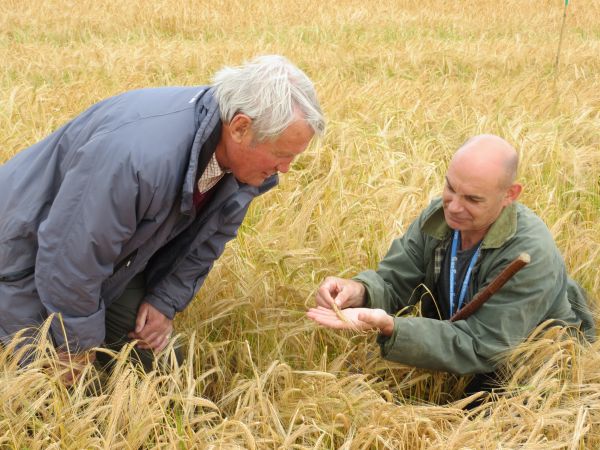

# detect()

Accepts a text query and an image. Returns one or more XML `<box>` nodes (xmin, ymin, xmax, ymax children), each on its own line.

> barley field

<box><xmin>1</xmin><ymin>0</ymin><xmax>600</xmax><ymax>448</ymax></box>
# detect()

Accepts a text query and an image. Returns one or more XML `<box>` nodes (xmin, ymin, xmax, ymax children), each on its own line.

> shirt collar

<box><xmin>197</xmin><ymin>153</ymin><xmax>228</xmax><ymax>193</ymax></box>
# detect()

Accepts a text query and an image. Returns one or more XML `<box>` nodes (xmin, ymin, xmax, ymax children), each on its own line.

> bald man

<box><xmin>308</xmin><ymin>135</ymin><xmax>595</xmax><ymax>388</ymax></box>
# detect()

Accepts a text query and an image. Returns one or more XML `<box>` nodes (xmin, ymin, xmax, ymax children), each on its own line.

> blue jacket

<box><xmin>0</xmin><ymin>87</ymin><xmax>277</xmax><ymax>350</ymax></box>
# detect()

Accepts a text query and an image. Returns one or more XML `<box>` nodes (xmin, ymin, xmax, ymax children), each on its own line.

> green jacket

<box><xmin>354</xmin><ymin>198</ymin><xmax>595</xmax><ymax>375</ymax></box>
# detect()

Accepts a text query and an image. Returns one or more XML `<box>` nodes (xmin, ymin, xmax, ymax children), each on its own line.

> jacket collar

<box><xmin>198</xmin><ymin>173</ymin><xmax>279</xmax><ymax>218</ymax></box>
<box><xmin>181</xmin><ymin>88</ymin><xmax>221</xmax><ymax>214</ymax></box>
<box><xmin>180</xmin><ymin>88</ymin><xmax>278</xmax><ymax>215</ymax></box>
<box><xmin>421</xmin><ymin>197</ymin><xmax>518</xmax><ymax>249</ymax></box>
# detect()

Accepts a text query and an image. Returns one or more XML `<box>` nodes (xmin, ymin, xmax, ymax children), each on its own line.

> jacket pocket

<box><xmin>0</xmin><ymin>266</ymin><xmax>35</xmax><ymax>282</ymax></box>
<box><xmin>112</xmin><ymin>249</ymin><xmax>138</xmax><ymax>274</ymax></box>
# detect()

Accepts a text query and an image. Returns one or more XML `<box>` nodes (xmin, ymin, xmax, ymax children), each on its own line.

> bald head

<box><xmin>452</xmin><ymin>134</ymin><xmax>518</xmax><ymax>189</ymax></box>
<box><xmin>443</xmin><ymin>134</ymin><xmax>522</xmax><ymax>247</ymax></box>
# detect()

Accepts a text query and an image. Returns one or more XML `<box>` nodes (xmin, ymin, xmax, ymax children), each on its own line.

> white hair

<box><xmin>212</xmin><ymin>55</ymin><xmax>325</xmax><ymax>142</ymax></box>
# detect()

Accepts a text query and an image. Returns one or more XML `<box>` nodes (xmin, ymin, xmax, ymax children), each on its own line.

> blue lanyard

<box><xmin>449</xmin><ymin>230</ymin><xmax>482</xmax><ymax>317</ymax></box>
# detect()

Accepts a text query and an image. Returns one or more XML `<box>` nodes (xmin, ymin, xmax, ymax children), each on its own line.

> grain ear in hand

<box><xmin>331</xmin><ymin>301</ymin><xmax>349</xmax><ymax>323</ymax></box>
<box><xmin>331</xmin><ymin>302</ymin><xmax>365</xmax><ymax>334</ymax></box>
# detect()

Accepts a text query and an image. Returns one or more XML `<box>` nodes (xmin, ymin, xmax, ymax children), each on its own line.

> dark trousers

<box><xmin>461</xmin><ymin>371</ymin><xmax>501</xmax><ymax>410</ymax></box>
<box><xmin>97</xmin><ymin>273</ymin><xmax>182</xmax><ymax>372</ymax></box>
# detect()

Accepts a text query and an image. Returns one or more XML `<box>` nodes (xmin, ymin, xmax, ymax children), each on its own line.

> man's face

<box><xmin>223</xmin><ymin>116</ymin><xmax>314</xmax><ymax>187</ymax></box>
<box><xmin>442</xmin><ymin>165</ymin><xmax>512</xmax><ymax>236</ymax></box>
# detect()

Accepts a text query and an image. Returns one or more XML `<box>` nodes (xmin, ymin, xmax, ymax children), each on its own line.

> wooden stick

<box><xmin>554</xmin><ymin>0</ymin><xmax>569</xmax><ymax>79</ymax></box>
<box><xmin>450</xmin><ymin>253</ymin><xmax>531</xmax><ymax>322</ymax></box>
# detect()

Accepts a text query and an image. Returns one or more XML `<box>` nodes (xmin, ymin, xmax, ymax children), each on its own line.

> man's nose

<box><xmin>447</xmin><ymin>196</ymin><xmax>463</xmax><ymax>213</ymax></box>
<box><xmin>276</xmin><ymin>161</ymin><xmax>291</xmax><ymax>174</ymax></box>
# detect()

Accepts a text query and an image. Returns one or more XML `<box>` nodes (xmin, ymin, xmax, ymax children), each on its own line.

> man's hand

<box><xmin>128</xmin><ymin>302</ymin><xmax>173</xmax><ymax>351</ymax></box>
<box><xmin>307</xmin><ymin>306</ymin><xmax>395</xmax><ymax>336</ymax></box>
<box><xmin>316</xmin><ymin>277</ymin><xmax>367</xmax><ymax>310</ymax></box>
<box><xmin>57</xmin><ymin>350</ymin><xmax>96</xmax><ymax>386</ymax></box>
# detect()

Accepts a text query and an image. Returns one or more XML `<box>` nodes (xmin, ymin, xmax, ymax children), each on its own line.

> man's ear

<box><xmin>228</xmin><ymin>114</ymin><xmax>252</xmax><ymax>143</ymax></box>
<box><xmin>504</xmin><ymin>183</ymin><xmax>523</xmax><ymax>204</ymax></box>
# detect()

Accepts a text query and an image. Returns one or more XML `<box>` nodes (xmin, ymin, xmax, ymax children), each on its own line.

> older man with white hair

<box><xmin>0</xmin><ymin>55</ymin><xmax>324</xmax><ymax>371</ymax></box>
<box><xmin>308</xmin><ymin>135</ymin><xmax>594</xmax><ymax>395</ymax></box>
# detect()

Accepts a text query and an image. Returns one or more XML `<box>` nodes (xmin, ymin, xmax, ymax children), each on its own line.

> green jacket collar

<box><xmin>421</xmin><ymin>198</ymin><xmax>518</xmax><ymax>249</ymax></box>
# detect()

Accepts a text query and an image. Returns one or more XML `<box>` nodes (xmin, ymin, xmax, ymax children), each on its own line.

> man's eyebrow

<box><xmin>445</xmin><ymin>177</ymin><xmax>485</xmax><ymax>201</ymax></box>
<box><xmin>465</xmin><ymin>194</ymin><xmax>486</xmax><ymax>202</ymax></box>
<box><xmin>274</xmin><ymin>150</ymin><xmax>296</xmax><ymax>158</ymax></box>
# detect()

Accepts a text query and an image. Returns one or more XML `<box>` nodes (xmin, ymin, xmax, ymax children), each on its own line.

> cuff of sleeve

<box><xmin>376</xmin><ymin>317</ymin><xmax>400</xmax><ymax>358</ymax></box>
<box><xmin>50</xmin><ymin>308</ymin><xmax>106</xmax><ymax>352</ymax></box>
<box><xmin>143</xmin><ymin>294</ymin><xmax>177</xmax><ymax>320</ymax></box>
<box><xmin>353</xmin><ymin>270</ymin><xmax>386</xmax><ymax>309</ymax></box>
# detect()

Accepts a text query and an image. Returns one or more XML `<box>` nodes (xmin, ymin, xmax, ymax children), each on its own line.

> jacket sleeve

<box><xmin>376</xmin><ymin>240</ymin><xmax>566</xmax><ymax>375</ymax></box>
<box><xmin>35</xmin><ymin>134</ymin><xmax>156</xmax><ymax>351</ymax></box>
<box><xmin>353</xmin><ymin>212</ymin><xmax>428</xmax><ymax>314</ymax></box>
<box><xmin>143</xmin><ymin>204</ymin><xmax>249</xmax><ymax>319</ymax></box>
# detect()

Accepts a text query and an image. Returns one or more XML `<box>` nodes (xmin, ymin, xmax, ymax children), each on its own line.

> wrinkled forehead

<box><xmin>445</xmin><ymin>163</ymin><xmax>506</xmax><ymax>198</ymax></box>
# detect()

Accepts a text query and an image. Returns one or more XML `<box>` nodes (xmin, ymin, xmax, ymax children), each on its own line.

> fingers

<box><xmin>128</xmin><ymin>325</ymin><xmax>173</xmax><ymax>351</ymax></box>
<box><xmin>307</xmin><ymin>306</ymin><xmax>338</xmax><ymax>320</ymax></box>
<box><xmin>307</xmin><ymin>306</ymin><xmax>353</xmax><ymax>330</ymax></box>
<box><xmin>130</xmin><ymin>321</ymin><xmax>173</xmax><ymax>350</ymax></box>
<box><xmin>356</xmin><ymin>310</ymin><xmax>374</xmax><ymax>325</ymax></box>
<box><xmin>56</xmin><ymin>351</ymin><xmax>95</xmax><ymax>386</ymax></box>
<box><xmin>315</xmin><ymin>277</ymin><xmax>340</xmax><ymax>308</ymax></box>
<box><xmin>135</xmin><ymin>302</ymin><xmax>149</xmax><ymax>333</ymax></box>
<box><xmin>129</xmin><ymin>302</ymin><xmax>174</xmax><ymax>351</ymax></box>
<box><xmin>135</xmin><ymin>336</ymin><xmax>164</xmax><ymax>350</ymax></box>
<box><xmin>357</xmin><ymin>309</ymin><xmax>395</xmax><ymax>336</ymax></box>
<box><xmin>129</xmin><ymin>330</ymin><xmax>172</xmax><ymax>351</ymax></box>
<box><xmin>315</xmin><ymin>277</ymin><xmax>366</xmax><ymax>309</ymax></box>
<box><xmin>156</xmin><ymin>334</ymin><xmax>170</xmax><ymax>352</ymax></box>
<box><xmin>308</xmin><ymin>307</ymin><xmax>389</xmax><ymax>334</ymax></box>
